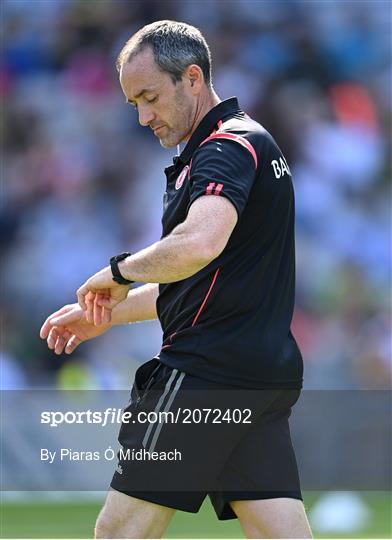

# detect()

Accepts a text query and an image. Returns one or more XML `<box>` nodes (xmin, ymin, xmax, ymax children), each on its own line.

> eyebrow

<box><xmin>126</xmin><ymin>88</ymin><xmax>154</xmax><ymax>104</ymax></box>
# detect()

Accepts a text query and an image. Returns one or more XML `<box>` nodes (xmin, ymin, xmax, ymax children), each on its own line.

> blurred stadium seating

<box><xmin>2</xmin><ymin>0</ymin><xmax>390</xmax><ymax>392</ymax></box>
<box><xmin>2</xmin><ymin>1</ymin><xmax>391</xmax><ymax>537</ymax></box>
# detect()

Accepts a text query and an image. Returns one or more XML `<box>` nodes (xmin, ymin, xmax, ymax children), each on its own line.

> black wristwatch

<box><xmin>110</xmin><ymin>252</ymin><xmax>134</xmax><ymax>285</ymax></box>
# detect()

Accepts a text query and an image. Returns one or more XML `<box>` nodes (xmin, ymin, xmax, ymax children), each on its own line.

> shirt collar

<box><xmin>174</xmin><ymin>97</ymin><xmax>241</xmax><ymax>167</ymax></box>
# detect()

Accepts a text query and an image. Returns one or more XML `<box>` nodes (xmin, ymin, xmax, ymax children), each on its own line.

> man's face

<box><xmin>119</xmin><ymin>47</ymin><xmax>196</xmax><ymax>148</ymax></box>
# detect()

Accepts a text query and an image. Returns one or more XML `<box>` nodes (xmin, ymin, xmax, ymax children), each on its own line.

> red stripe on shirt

<box><xmin>214</xmin><ymin>183</ymin><xmax>223</xmax><ymax>195</ymax></box>
<box><xmin>192</xmin><ymin>268</ymin><xmax>220</xmax><ymax>327</ymax></box>
<box><xmin>160</xmin><ymin>331</ymin><xmax>177</xmax><ymax>351</ymax></box>
<box><xmin>206</xmin><ymin>182</ymin><xmax>215</xmax><ymax>195</ymax></box>
<box><xmin>199</xmin><ymin>132</ymin><xmax>258</xmax><ymax>169</ymax></box>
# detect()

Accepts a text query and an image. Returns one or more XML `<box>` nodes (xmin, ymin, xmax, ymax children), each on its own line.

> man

<box><xmin>40</xmin><ymin>20</ymin><xmax>312</xmax><ymax>539</ymax></box>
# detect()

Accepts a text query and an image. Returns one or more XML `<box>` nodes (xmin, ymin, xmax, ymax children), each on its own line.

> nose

<box><xmin>138</xmin><ymin>106</ymin><xmax>155</xmax><ymax>127</ymax></box>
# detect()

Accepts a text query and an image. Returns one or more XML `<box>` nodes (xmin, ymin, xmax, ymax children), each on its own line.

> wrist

<box><xmin>111</xmin><ymin>294</ymin><xmax>132</xmax><ymax>325</ymax></box>
<box><xmin>110</xmin><ymin>252</ymin><xmax>134</xmax><ymax>285</ymax></box>
<box><xmin>118</xmin><ymin>259</ymin><xmax>132</xmax><ymax>281</ymax></box>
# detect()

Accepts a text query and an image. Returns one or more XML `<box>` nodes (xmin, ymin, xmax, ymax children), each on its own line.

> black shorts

<box><xmin>110</xmin><ymin>358</ymin><xmax>302</xmax><ymax>520</ymax></box>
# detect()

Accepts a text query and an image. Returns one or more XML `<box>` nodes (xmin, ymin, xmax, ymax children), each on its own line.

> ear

<box><xmin>185</xmin><ymin>64</ymin><xmax>204</xmax><ymax>94</ymax></box>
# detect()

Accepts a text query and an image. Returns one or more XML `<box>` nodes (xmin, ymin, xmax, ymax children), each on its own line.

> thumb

<box><xmin>50</xmin><ymin>312</ymin><xmax>77</xmax><ymax>326</ymax></box>
<box><xmin>40</xmin><ymin>304</ymin><xmax>74</xmax><ymax>339</ymax></box>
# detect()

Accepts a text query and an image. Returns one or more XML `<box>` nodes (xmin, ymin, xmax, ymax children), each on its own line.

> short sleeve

<box><xmin>188</xmin><ymin>135</ymin><xmax>258</xmax><ymax>218</ymax></box>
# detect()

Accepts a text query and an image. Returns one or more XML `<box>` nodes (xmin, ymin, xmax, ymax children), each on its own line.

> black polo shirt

<box><xmin>156</xmin><ymin>97</ymin><xmax>303</xmax><ymax>389</ymax></box>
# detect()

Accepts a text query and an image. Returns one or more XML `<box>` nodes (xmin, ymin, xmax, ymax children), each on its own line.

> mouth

<box><xmin>152</xmin><ymin>126</ymin><xmax>165</xmax><ymax>135</ymax></box>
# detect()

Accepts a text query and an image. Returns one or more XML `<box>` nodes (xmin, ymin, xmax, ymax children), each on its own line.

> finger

<box><xmin>85</xmin><ymin>292</ymin><xmax>95</xmax><ymax>324</ymax></box>
<box><xmin>65</xmin><ymin>335</ymin><xmax>82</xmax><ymax>355</ymax></box>
<box><xmin>95</xmin><ymin>292</ymin><xmax>113</xmax><ymax>325</ymax></box>
<box><xmin>47</xmin><ymin>328</ymin><xmax>59</xmax><ymax>350</ymax></box>
<box><xmin>97</xmin><ymin>295</ymin><xmax>115</xmax><ymax>307</ymax></box>
<box><xmin>99</xmin><ymin>287</ymin><xmax>126</xmax><ymax>307</ymax></box>
<box><xmin>40</xmin><ymin>320</ymin><xmax>52</xmax><ymax>340</ymax></box>
<box><xmin>96</xmin><ymin>288</ymin><xmax>110</xmax><ymax>306</ymax></box>
<box><xmin>77</xmin><ymin>283</ymin><xmax>90</xmax><ymax>311</ymax></box>
<box><xmin>84</xmin><ymin>291</ymin><xmax>96</xmax><ymax>323</ymax></box>
<box><xmin>93</xmin><ymin>294</ymin><xmax>103</xmax><ymax>326</ymax></box>
<box><xmin>50</xmin><ymin>311</ymin><xmax>78</xmax><ymax>326</ymax></box>
<box><xmin>62</xmin><ymin>330</ymin><xmax>71</xmax><ymax>341</ymax></box>
<box><xmin>54</xmin><ymin>335</ymin><xmax>66</xmax><ymax>355</ymax></box>
<box><xmin>40</xmin><ymin>305</ymin><xmax>73</xmax><ymax>338</ymax></box>
<box><xmin>102</xmin><ymin>306</ymin><xmax>112</xmax><ymax>324</ymax></box>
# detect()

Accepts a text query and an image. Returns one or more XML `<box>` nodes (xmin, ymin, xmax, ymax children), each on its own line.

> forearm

<box><xmin>117</xmin><ymin>223</ymin><xmax>213</xmax><ymax>284</ymax></box>
<box><xmin>111</xmin><ymin>283</ymin><xmax>159</xmax><ymax>324</ymax></box>
<box><xmin>75</xmin><ymin>197</ymin><xmax>236</xmax><ymax>318</ymax></box>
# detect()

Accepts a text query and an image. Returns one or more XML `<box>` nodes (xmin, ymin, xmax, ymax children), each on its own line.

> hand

<box><xmin>76</xmin><ymin>266</ymin><xmax>130</xmax><ymax>325</ymax></box>
<box><xmin>39</xmin><ymin>295</ymin><xmax>112</xmax><ymax>355</ymax></box>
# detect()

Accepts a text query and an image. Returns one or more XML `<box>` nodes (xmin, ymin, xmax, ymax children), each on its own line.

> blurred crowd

<box><xmin>2</xmin><ymin>0</ymin><xmax>391</xmax><ymax>389</ymax></box>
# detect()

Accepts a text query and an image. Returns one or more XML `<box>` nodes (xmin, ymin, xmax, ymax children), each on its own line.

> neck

<box><xmin>183</xmin><ymin>89</ymin><xmax>221</xmax><ymax>143</ymax></box>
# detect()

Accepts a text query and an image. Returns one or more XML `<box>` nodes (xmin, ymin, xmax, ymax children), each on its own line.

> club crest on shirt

<box><xmin>175</xmin><ymin>165</ymin><xmax>189</xmax><ymax>190</ymax></box>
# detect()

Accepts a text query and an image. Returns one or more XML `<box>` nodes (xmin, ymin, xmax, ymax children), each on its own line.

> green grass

<box><xmin>0</xmin><ymin>492</ymin><xmax>390</xmax><ymax>539</ymax></box>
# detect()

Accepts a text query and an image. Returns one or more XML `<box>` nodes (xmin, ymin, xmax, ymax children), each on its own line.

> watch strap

<box><xmin>110</xmin><ymin>252</ymin><xmax>134</xmax><ymax>285</ymax></box>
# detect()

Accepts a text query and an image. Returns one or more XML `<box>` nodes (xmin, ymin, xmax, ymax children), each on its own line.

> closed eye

<box><xmin>127</xmin><ymin>95</ymin><xmax>158</xmax><ymax>108</ymax></box>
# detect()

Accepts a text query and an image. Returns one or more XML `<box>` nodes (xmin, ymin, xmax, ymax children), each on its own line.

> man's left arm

<box><xmin>76</xmin><ymin>195</ymin><xmax>237</xmax><ymax>322</ymax></box>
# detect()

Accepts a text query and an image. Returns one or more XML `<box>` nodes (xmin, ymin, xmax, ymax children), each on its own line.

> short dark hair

<box><xmin>116</xmin><ymin>20</ymin><xmax>212</xmax><ymax>86</ymax></box>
